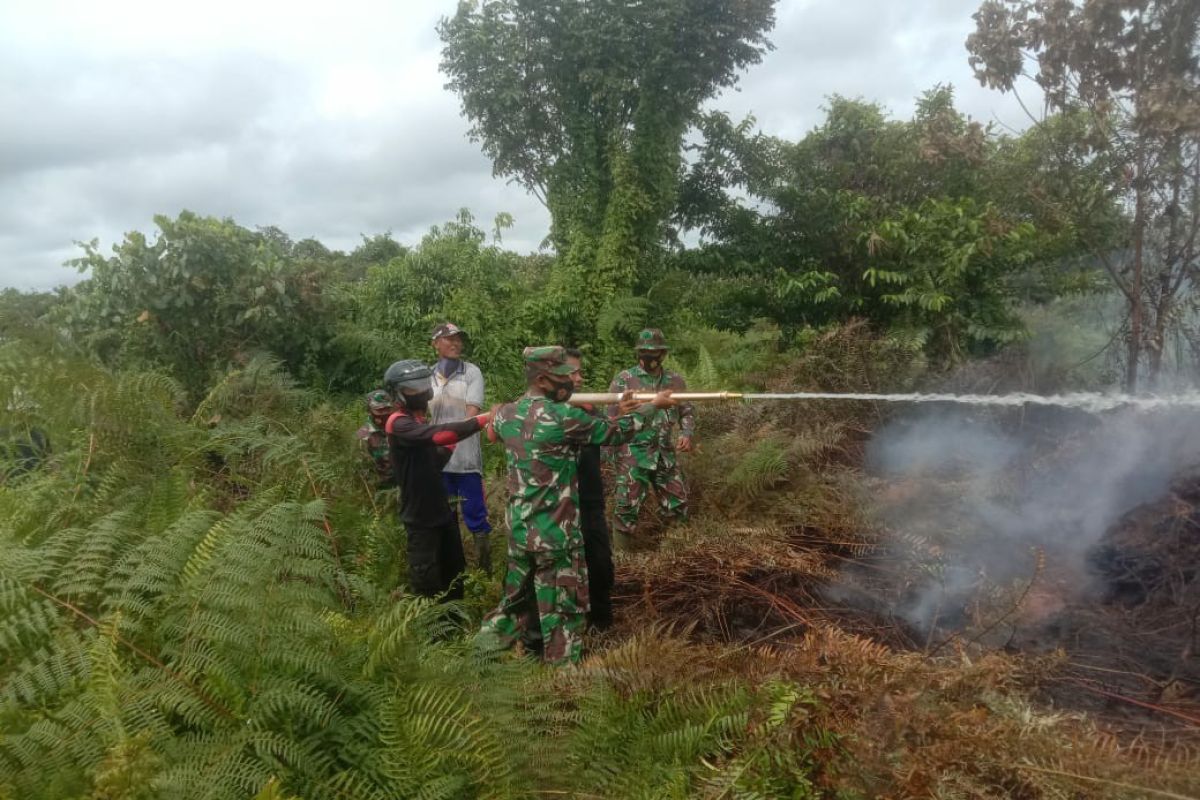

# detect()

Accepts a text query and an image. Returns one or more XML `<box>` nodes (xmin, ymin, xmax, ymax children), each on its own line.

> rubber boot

<box><xmin>473</xmin><ymin>533</ymin><xmax>492</xmax><ymax>574</ymax></box>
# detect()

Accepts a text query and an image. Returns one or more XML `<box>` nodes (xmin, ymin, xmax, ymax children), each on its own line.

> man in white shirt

<box><xmin>429</xmin><ymin>322</ymin><xmax>493</xmax><ymax>571</ymax></box>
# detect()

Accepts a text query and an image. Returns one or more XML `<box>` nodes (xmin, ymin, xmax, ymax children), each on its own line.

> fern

<box><xmin>728</xmin><ymin>437</ymin><xmax>791</xmax><ymax>498</ymax></box>
<box><xmin>1</xmin><ymin>318</ymin><xmax>1191</xmax><ymax>800</ymax></box>
<box><xmin>694</xmin><ymin>343</ymin><xmax>721</xmax><ymax>388</ymax></box>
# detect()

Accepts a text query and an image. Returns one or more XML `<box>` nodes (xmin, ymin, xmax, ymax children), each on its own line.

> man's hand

<box><xmin>617</xmin><ymin>391</ymin><xmax>640</xmax><ymax>416</ymax></box>
<box><xmin>650</xmin><ymin>389</ymin><xmax>676</xmax><ymax>409</ymax></box>
<box><xmin>482</xmin><ymin>405</ymin><xmax>500</xmax><ymax>442</ymax></box>
<box><xmin>676</xmin><ymin>435</ymin><xmax>693</xmax><ymax>452</ymax></box>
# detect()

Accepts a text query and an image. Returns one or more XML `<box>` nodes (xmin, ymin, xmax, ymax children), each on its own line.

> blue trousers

<box><xmin>442</xmin><ymin>472</ymin><xmax>492</xmax><ymax>534</ymax></box>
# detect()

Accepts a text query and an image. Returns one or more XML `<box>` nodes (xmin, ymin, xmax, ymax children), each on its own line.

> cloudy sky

<box><xmin>1</xmin><ymin>0</ymin><xmax>1038</xmax><ymax>290</ymax></box>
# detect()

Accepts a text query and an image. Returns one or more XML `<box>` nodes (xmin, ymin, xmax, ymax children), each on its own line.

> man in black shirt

<box><xmin>563</xmin><ymin>348</ymin><xmax>614</xmax><ymax>630</ymax></box>
<box><xmin>383</xmin><ymin>360</ymin><xmax>492</xmax><ymax>600</ymax></box>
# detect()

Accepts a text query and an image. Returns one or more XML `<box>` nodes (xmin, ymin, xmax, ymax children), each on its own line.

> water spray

<box><xmin>569</xmin><ymin>390</ymin><xmax>1200</xmax><ymax>413</ymax></box>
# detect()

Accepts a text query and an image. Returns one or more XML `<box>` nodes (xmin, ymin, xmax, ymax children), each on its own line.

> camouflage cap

<box><xmin>523</xmin><ymin>345</ymin><xmax>577</xmax><ymax>376</ymax></box>
<box><xmin>635</xmin><ymin>328</ymin><xmax>669</xmax><ymax>352</ymax></box>
<box><xmin>365</xmin><ymin>389</ymin><xmax>393</xmax><ymax>415</ymax></box>
<box><xmin>431</xmin><ymin>322</ymin><xmax>466</xmax><ymax>342</ymax></box>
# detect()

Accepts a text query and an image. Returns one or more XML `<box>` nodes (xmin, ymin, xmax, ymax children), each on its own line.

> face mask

<box><xmin>544</xmin><ymin>375</ymin><xmax>574</xmax><ymax>403</ymax></box>
<box><xmin>638</xmin><ymin>355</ymin><xmax>663</xmax><ymax>372</ymax></box>
<box><xmin>402</xmin><ymin>388</ymin><xmax>433</xmax><ymax>411</ymax></box>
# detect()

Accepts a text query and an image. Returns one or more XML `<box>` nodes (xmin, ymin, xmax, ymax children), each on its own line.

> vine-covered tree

<box><xmin>438</xmin><ymin>0</ymin><xmax>776</xmax><ymax>339</ymax></box>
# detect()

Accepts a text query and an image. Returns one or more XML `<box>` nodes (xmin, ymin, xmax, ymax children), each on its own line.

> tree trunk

<box><xmin>1125</xmin><ymin>173</ymin><xmax>1146</xmax><ymax>391</ymax></box>
<box><xmin>1147</xmin><ymin>307</ymin><xmax>1166</xmax><ymax>384</ymax></box>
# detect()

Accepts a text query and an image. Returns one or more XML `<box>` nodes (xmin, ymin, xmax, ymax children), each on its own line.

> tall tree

<box><xmin>968</xmin><ymin>0</ymin><xmax>1200</xmax><ymax>388</ymax></box>
<box><xmin>672</xmin><ymin>90</ymin><xmax>1070</xmax><ymax>364</ymax></box>
<box><xmin>438</xmin><ymin>0</ymin><xmax>775</xmax><ymax>337</ymax></box>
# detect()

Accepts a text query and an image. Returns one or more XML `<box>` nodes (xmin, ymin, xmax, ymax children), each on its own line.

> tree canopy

<box><xmin>439</xmin><ymin>0</ymin><xmax>776</xmax><ymax>336</ymax></box>
<box><xmin>969</xmin><ymin>0</ymin><xmax>1200</xmax><ymax>386</ymax></box>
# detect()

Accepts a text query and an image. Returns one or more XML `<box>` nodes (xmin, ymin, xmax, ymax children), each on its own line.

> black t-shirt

<box><xmin>386</xmin><ymin>409</ymin><xmax>484</xmax><ymax>528</ymax></box>
<box><xmin>573</xmin><ymin>404</ymin><xmax>606</xmax><ymax>529</ymax></box>
<box><xmin>577</xmin><ymin>444</ymin><xmax>604</xmax><ymax>519</ymax></box>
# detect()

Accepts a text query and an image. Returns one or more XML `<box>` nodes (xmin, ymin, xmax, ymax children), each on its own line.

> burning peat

<box><xmin>853</xmin><ymin>404</ymin><xmax>1200</xmax><ymax>726</ymax></box>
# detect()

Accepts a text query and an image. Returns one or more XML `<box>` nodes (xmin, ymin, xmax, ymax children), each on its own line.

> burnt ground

<box><xmin>831</xmin><ymin>469</ymin><xmax>1200</xmax><ymax>739</ymax></box>
<box><xmin>613</xmin><ymin>476</ymin><xmax>1200</xmax><ymax>745</ymax></box>
<box><xmin>1013</xmin><ymin>474</ymin><xmax>1200</xmax><ymax>737</ymax></box>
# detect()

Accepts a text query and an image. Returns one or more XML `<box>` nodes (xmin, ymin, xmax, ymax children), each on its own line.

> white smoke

<box><xmin>863</xmin><ymin>406</ymin><xmax>1200</xmax><ymax>631</ymax></box>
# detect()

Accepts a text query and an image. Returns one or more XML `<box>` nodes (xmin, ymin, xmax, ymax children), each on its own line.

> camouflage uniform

<box><xmin>357</xmin><ymin>390</ymin><xmax>394</xmax><ymax>487</ymax></box>
<box><xmin>480</xmin><ymin>346</ymin><xmax>649</xmax><ymax>665</ymax></box>
<box><xmin>608</xmin><ymin>329</ymin><xmax>695</xmax><ymax>536</ymax></box>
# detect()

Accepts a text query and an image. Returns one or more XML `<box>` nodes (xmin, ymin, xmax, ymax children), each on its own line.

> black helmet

<box><xmin>384</xmin><ymin>360</ymin><xmax>433</xmax><ymax>397</ymax></box>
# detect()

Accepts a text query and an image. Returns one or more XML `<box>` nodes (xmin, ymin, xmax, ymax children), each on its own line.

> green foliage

<box><xmin>63</xmin><ymin>212</ymin><xmax>341</xmax><ymax>398</ymax></box>
<box><xmin>0</xmin><ymin>335</ymin><xmax>842</xmax><ymax>799</ymax></box>
<box><xmin>439</xmin><ymin>0</ymin><xmax>776</xmax><ymax>342</ymax></box>
<box><xmin>337</xmin><ymin>209</ymin><xmax>548</xmax><ymax>400</ymax></box>
<box><xmin>674</xmin><ymin>89</ymin><xmax>1106</xmax><ymax>364</ymax></box>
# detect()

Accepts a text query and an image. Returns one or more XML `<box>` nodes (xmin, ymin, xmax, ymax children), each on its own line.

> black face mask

<box><xmin>544</xmin><ymin>376</ymin><xmax>574</xmax><ymax>403</ymax></box>
<box><xmin>402</xmin><ymin>389</ymin><xmax>433</xmax><ymax>411</ymax></box>
<box><xmin>638</xmin><ymin>355</ymin><xmax>663</xmax><ymax>373</ymax></box>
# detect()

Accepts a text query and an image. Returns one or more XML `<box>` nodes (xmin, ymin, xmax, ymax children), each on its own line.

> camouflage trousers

<box><xmin>479</xmin><ymin>546</ymin><xmax>589</xmax><ymax>665</ymax></box>
<box><xmin>612</xmin><ymin>452</ymin><xmax>688</xmax><ymax>534</ymax></box>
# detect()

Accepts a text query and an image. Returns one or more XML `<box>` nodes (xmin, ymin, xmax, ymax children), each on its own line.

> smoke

<box><xmin>863</xmin><ymin>405</ymin><xmax>1200</xmax><ymax>631</ymax></box>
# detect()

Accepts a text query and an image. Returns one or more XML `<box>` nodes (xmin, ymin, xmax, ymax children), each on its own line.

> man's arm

<box><xmin>563</xmin><ymin>405</ymin><xmax>642</xmax><ymax>448</ymax></box>
<box><xmin>563</xmin><ymin>393</ymin><xmax>675</xmax><ymax>447</ymax></box>
<box><xmin>606</xmin><ymin>371</ymin><xmax>628</xmax><ymax>419</ymax></box>
<box><xmin>465</xmin><ymin>363</ymin><xmax>485</xmax><ymax>416</ymax></box>
<box><xmin>386</xmin><ymin>412</ymin><xmax>489</xmax><ymax>447</ymax></box>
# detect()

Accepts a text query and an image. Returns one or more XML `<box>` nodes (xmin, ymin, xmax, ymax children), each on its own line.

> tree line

<box><xmin>0</xmin><ymin>1</ymin><xmax>1190</xmax><ymax>401</ymax></box>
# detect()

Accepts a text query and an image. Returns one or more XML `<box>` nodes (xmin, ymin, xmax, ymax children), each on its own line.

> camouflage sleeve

<box><xmin>673</xmin><ymin>372</ymin><xmax>695</xmax><ymax>438</ymax></box>
<box><xmin>606</xmin><ymin>371</ymin><xmax>628</xmax><ymax>419</ymax></box>
<box><xmin>561</xmin><ymin>405</ymin><xmax>642</xmax><ymax>447</ymax></box>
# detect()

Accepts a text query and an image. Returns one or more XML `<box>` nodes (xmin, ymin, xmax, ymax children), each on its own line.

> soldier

<box><xmin>564</xmin><ymin>348</ymin><xmax>613</xmax><ymax>631</ymax></box>
<box><xmin>428</xmin><ymin>322</ymin><xmax>493</xmax><ymax>572</ymax></box>
<box><xmin>356</xmin><ymin>389</ymin><xmax>395</xmax><ymax>488</ymax></box>
<box><xmin>608</xmin><ymin>328</ymin><xmax>695</xmax><ymax>550</ymax></box>
<box><xmin>383</xmin><ymin>360</ymin><xmax>492</xmax><ymax>600</ymax></box>
<box><xmin>479</xmin><ymin>346</ymin><xmax>674</xmax><ymax>665</ymax></box>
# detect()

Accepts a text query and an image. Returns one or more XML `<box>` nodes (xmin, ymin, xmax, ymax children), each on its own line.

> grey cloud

<box><xmin>0</xmin><ymin>48</ymin><xmax>548</xmax><ymax>286</ymax></box>
<box><xmin>0</xmin><ymin>106</ymin><xmax>550</xmax><ymax>289</ymax></box>
<box><xmin>718</xmin><ymin>0</ymin><xmax>1036</xmax><ymax>139</ymax></box>
<box><xmin>0</xmin><ymin>55</ymin><xmax>301</xmax><ymax>179</ymax></box>
<box><xmin>1</xmin><ymin>0</ymin><xmax>1034</xmax><ymax>290</ymax></box>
